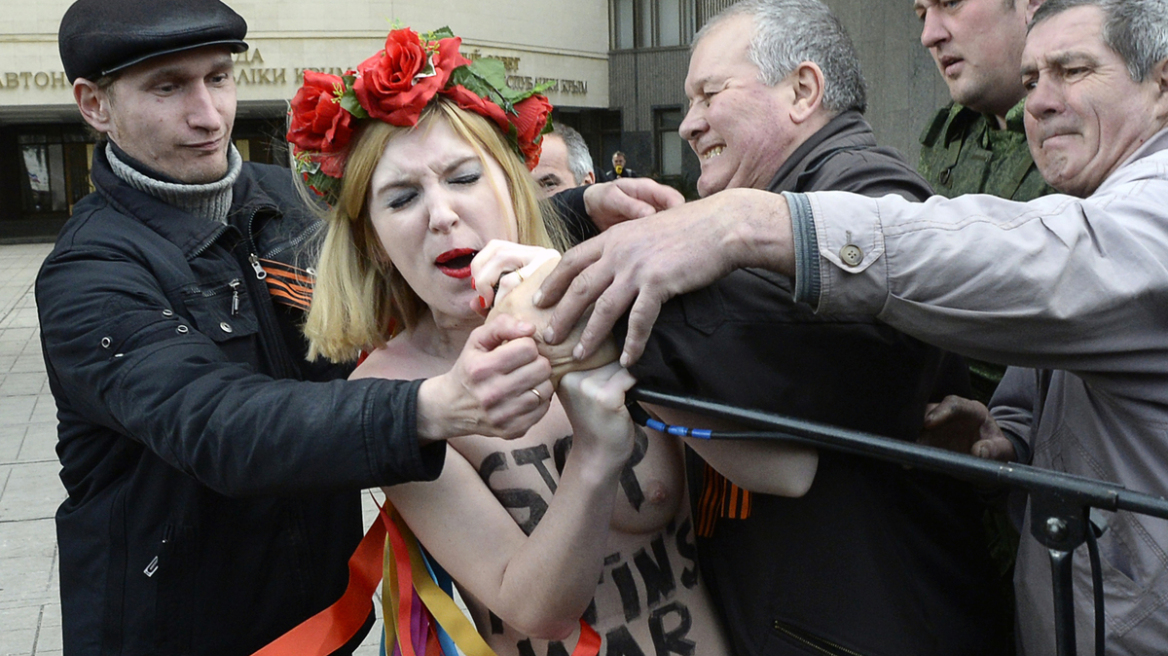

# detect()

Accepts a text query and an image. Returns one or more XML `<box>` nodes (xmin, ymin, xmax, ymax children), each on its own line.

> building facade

<box><xmin>607</xmin><ymin>0</ymin><xmax>951</xmax><ymax>194</ymax></box>
<box><xmin>0</xmin><ymin>0</ymin><xmax>613</xmax><ymax>239</ymax></box>
<box><xmin>1</xmin><ymin>0</ymin><xmax>953</xmax><ymax>239</ymax></box>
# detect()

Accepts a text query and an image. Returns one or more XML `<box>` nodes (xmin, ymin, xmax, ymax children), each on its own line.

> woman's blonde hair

<box><xmin>304</xmin><ymin>97</ymin><xmax>567</xmax><ymax>363</ymax></box>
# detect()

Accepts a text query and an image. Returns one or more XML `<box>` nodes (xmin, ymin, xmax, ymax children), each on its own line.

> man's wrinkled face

<box><xmin>102</xmin><ymin>46</ymin><xmax>237</xmax><ymax>183</ymax></box>
<box><xmin>680</xmin><ymin>15</ymin><xmax>799</xmax><ymax>196</ymax></box>
<box><xmin>914</xmin><ymin>0</ymin><xmax>1031</xmax><ymax>116</ymax></box>
<box><xmin>532</xmin><ymin>134</ymin><xmax>581</xmax><ymax>197</ymax></box>
<box><xmin>1023</xmin><ymin>6</ymin><xmax>1166</xmax><ymax>196</ymax></box>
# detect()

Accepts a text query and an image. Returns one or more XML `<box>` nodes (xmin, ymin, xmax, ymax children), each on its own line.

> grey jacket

<box><xmin>788</xmin><ymin>128</ymin><xmax>1168</xmax><ymax>655</ymax></box>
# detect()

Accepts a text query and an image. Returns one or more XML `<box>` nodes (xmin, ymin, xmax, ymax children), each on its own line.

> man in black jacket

<box><xmin>601</xmin><ymin>151</ymin><xmax>638</xmax><ymax>181</ymax></box>
<box><xmin>531</xmin><ymin>1</ymin><xmax>1010</xmax><ymax>654</ymax></box>
<box><xmin>41</xmin><ymin>1</ymin><xmax>554</xmax><ymax>654</ymax></box>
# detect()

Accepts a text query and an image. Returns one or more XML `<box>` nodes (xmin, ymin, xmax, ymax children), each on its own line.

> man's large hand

<box><xmin>416</xmin><ymin>314</ymin><xmax>553</xmax><ymax>442</ymax></box>
<box><xmin>918</xmin><ymin>395</ymin><xmax>1017</xmax><ymax>461</ymax></box>
<box><xmin>582</xmin><ymin>178</ymin><xmax>685</xmax><ymax>230</ymax></box>
<box><xmin>535</xmin><ymin>188</ymin><xmax>795</xmax><ymax>366</ymax></box>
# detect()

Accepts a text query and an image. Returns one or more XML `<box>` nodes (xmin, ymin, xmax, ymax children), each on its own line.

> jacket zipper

<box><xmin>189</xmin><ymin>224</ymin><xmax>230</xmax><ymax>260</ymax></box>
<box><xmin>772</xmin><ymin>620</ymin><xmax>863</xmax><ymax>656</ymax></box>
<box><xmin>264</xmin><ymin>218</ymin><xmax>322</xmax><ymax>260</ymax></box>
<box><xmin>243</xmin><ymin>208</ymin><xmax>299</xmax><ymax>380</ymax></box>
<box><xmin>229</xmin><ymin>279</ymin><xmax>241</xmax><ymax>316</ymax></box>
<box><xmin>248</xmin><ymin>253</ymin><xmax>268</xmax><ymax>279</ymax></box>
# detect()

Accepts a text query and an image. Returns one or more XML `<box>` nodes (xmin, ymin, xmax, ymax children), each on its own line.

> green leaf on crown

<box><xmin>339</xmin><ymin>85</ymin><xmax>370</xmax><ymax>120</ymax></box>
<box><xmin>425</xmin><ymin>26</ymin><xmax>456</xmax><ymax>41</ymax></box>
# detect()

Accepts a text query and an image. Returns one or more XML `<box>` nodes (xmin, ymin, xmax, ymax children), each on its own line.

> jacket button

<box><xmin>176</xmin><ymin>325</ymin><xmax>189</xmax><ymax>335</ymax></box>
<box><xmin>220</xmin><ymin>322</ymin><xmax>233</xmax><ymax>334</ymax></box>
<box><xmin>101</xmin><ymin>336</ymin><xmax>111</xmax><ymax>349</ymax></box>
<box><xmin>839</xmin><ymin>244</ymin><xmax>864</xmax><ymax>267</ymax></box>
<box><xmin>162</xmin><ymin>309</ymin><xmax>174</xmax><ymax>317</ymax></box>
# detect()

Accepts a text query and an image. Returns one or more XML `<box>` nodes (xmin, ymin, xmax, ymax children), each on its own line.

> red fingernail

<box><xmin>479</xmin><ymin>296</ymin><xmax>486</xmax><ymax>309</ymax></box>
<box><xmin>471</xmin><ymin>277</ymin><xmax>476</xmax><ymax>290</ymax></box>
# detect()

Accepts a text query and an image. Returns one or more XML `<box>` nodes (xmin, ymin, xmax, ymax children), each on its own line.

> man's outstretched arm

<box><xmin>535</xmin><ymin>188</ymin><xmax>798</xmax><ymax>366</ymax></box>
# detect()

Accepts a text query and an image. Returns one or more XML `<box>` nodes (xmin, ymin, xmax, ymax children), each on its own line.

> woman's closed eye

<box><xmin>450</xmin><ymin>171</ymin><xmax>482</xmax><ymax>186</ymax></box>
<box><xmin>386</xmin><ymin>189</ymin><xmax>418</xmax><ymax>210</ymax></box>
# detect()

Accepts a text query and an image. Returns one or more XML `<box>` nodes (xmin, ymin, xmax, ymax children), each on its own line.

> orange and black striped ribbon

<box><xmin>696</xmin><ymin>463</ymin><xmax>752</xmax><ymax>538</ymax></box>
<box><xmin>260</xmin><ymin>258</ymin><xmax>314</xmax><ymax>312</ymax></box>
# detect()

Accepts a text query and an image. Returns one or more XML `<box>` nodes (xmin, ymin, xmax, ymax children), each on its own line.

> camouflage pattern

<box><xmin>919</xmin><ymin>100</ymin><xmax>1057</xmax><ymax>402</ymax></box>
<box><xmin>919</xmin><ymin>100</ymin><xmax>1055</xmax><ymax>201</ymax></box>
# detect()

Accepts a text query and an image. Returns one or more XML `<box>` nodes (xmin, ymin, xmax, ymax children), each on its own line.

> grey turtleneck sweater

<box><xmin>106</xmin><ymin>142</ymin><xmax>243</xmax><ymax>225</ymax></box>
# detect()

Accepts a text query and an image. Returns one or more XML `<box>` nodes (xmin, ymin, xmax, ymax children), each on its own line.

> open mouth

<box><xmin>702</xmin><ymin>146</ymin><xmax>724</xmax><ymax>160</ymax></box>
<box><xmin>939</xmin><ymin>56</ymin><xmax>963</xmax><ymax>76</ymax></box>
<box><xmin>435</xmin><ymin>248</ymin><xmax>477</xmax><ymax>279</ymax></box>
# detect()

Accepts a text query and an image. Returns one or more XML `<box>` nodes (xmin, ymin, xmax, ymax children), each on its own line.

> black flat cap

<box><xmin>59</xmin><ymin>0</ymin><xmax>248</xmax><ymax>83</ymax></box>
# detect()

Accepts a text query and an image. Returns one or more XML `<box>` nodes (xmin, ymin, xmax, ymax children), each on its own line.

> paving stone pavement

<box><xmin>0</xmin><ymin>243</ymin><xmax>389</xmax><ymax>655</ymax></box>
<box><xmin>0</xmin><ymin>243</ymin><xmax>61</xmax><ymax>656</ymax></box>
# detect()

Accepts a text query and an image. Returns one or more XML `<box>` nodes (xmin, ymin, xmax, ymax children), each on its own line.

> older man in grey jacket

<box><xmin>532</xmin><ymin>0</ymin><xmax>1168</xmax><ymax>653</ymax></box>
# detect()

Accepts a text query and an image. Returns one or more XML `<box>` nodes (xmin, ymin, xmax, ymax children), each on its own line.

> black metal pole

<box><xmin>628</xmin><ymin>385</ymin><xmax>1168</xmax><ymax>656</ymax></box>
<box><xmin>627</xmin><ymin>386</ymin><xmax>1168</xmax><ymax>521</ymax></box>
<box><xmin>1050</xmin><ymin>548</ymin><xmax>1078</xmax><ymax>654</ymax></box>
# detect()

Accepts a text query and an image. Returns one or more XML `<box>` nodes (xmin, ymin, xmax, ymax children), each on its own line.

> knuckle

<box><xmin>568</xmin><ymin>270</ymin><xmax>592</xmax><ymax>296</ymax></box>
<box><xmin>535</xmin><ymin>357</ymin><xmax>552</xmax><ymax>379</ymax></box>
<box><xmin>592</xmin><ymin>291</ymin><xmax>620</xmax><ymax>316</ymax></box>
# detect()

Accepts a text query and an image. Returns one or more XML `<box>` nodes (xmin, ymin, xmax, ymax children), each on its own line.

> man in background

<box><xmin>602</xmin><ymin>150</ymin><xmax>637</xmax><ymax>180</ymax></box>
<box><xmin>915</xmin><ymin>0</ymin><xmax>1055</xmax><ymax>401</ymax></box>
<box><xmin>532</xmin><ymin>124</ymin><xmax>596</xmax><ymax>196</ymax></box>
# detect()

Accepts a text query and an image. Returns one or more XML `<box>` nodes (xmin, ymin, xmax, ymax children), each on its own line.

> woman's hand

<box><xmin>556</xmin><ymin>363</ymin><xmax>637</xmax><ymax>465</ymax></box>
<box><xmin>417</xmin><ymin>314</ymin><xmax>553</xmax><ymax>442</ymax></box>
<box><xmin>470</xmin><ymin>241</ymin><xmax>561</xmax><ymax>314</ymax></box>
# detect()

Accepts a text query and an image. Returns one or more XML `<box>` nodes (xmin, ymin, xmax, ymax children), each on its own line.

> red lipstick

<box><xmin>435</xmin><ymin>248</ymin><xmax>477</xmax><ymax>279</ymax></box>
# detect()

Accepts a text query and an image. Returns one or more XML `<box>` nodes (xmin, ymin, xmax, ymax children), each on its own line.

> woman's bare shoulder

<box><xmin>350</xmin><ymin>339</ymin><xmax>438</xmax><ymax>381</ymax></box>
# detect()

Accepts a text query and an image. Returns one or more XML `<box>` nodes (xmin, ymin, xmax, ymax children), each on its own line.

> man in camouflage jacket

<box><xmin>915</xmin><ymin>0</ymin><xmax>1056</xmax><ymax>402</ymax></box>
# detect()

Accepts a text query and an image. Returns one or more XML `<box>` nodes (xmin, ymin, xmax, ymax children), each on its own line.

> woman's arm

<box><xmin>384</xmin><ymin>364</ymin><xmax>637</xmax><ymax>640</ymax></box>
<box><xmin>647</xmin><ymin>404</ymin><xmax>818</xmax><ymax>497</ymax></box>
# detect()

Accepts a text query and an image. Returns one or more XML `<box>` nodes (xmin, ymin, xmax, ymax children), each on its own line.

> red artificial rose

<box><xmin>512</xmin><ymin>94</ymin><xmax>554</xmax><ymax>169</ymax></box>
<box><xmin>287</xmin><ymin>70</ymin><xmax>353</xmax><ymax>155</ymax></box>
<box><xmin>441</xmin><ymin>84</ymin><xmax>511</xmax><ymax>134</ymax></box>
<box><xmin>354</xmin><ymin>29</ymin><xmax>469</xmax><ymax>126</ymax></box>
<box><xmin>314</xmin><ymin>151</ymin><xmax>348</xmax><ymax>178</ymax></box>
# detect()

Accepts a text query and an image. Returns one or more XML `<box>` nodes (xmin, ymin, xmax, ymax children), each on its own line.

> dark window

<box><xmin>612</xmin><ymin>0</ymin><xmax>695</xmax><ymax>50</ymax></box>
<box><xmin>17</xmin><ymin>132</ymin><xmax>91</xmax><ymax>216</ymax></box>
<box><xmin>654</xmin><ymin>107</ymin><xmax>684</xmax><ymax>177</ymax></box>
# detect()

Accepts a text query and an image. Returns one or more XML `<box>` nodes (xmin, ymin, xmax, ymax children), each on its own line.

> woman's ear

<box><xmin>74</xmin><ymin>79</ymin><xmax>114</xmax><ymax>134</ymax></box>
<box><xmin>789</xmin><ymin>61</ymin><xmax>826</xmax><ymax>125</ymax></box>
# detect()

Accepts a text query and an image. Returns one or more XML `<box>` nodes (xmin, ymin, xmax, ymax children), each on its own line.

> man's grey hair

<box><xmin>1030</xmin><ymin>0</ymin><xmax>1168</xmax><ymax>82</ymax></box>
<box><xmin>696</xmin><ymin>0</ymin><xmax>867</xmax><ymax>114</ymax></box>
<box><xmin>552</xmin><ymin>124</ymin><xmax>594</xmax><ymax>185</ymax></box>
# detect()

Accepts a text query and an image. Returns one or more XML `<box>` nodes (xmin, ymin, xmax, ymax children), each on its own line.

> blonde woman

<box><xmin>291</xmin><ymin>27</ymin><xmax>732</xmax><ymax>656</ymax></box>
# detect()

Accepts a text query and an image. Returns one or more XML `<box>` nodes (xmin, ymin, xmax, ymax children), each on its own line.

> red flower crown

<box><xmin>287</xmin><ymin>26</ymin><xmax>554</xmax><ymax>198</ymax></box>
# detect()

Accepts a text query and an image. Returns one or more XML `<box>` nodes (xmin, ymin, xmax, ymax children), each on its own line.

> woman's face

<box><xmin>367</xmin><ymin>116</ymin><xmax>519</xmax><ymax>323</ymax></box>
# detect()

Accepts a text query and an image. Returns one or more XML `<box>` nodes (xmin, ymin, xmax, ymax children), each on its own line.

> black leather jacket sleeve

<box><xmin>38</xmin><ymin>235</ymin><xmax>443</xmax><ymax>498</ymax></box>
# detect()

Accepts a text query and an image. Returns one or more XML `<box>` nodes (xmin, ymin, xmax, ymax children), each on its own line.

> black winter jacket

<box><xmin>628</xmin><ymin>112</ymin><xmax>1011</xmax><ymax>656</ymax></box>
<box><xmin>37</xmin><ymin>146</ymin><xmax>444</xmax><ymax>655</ymax></box>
